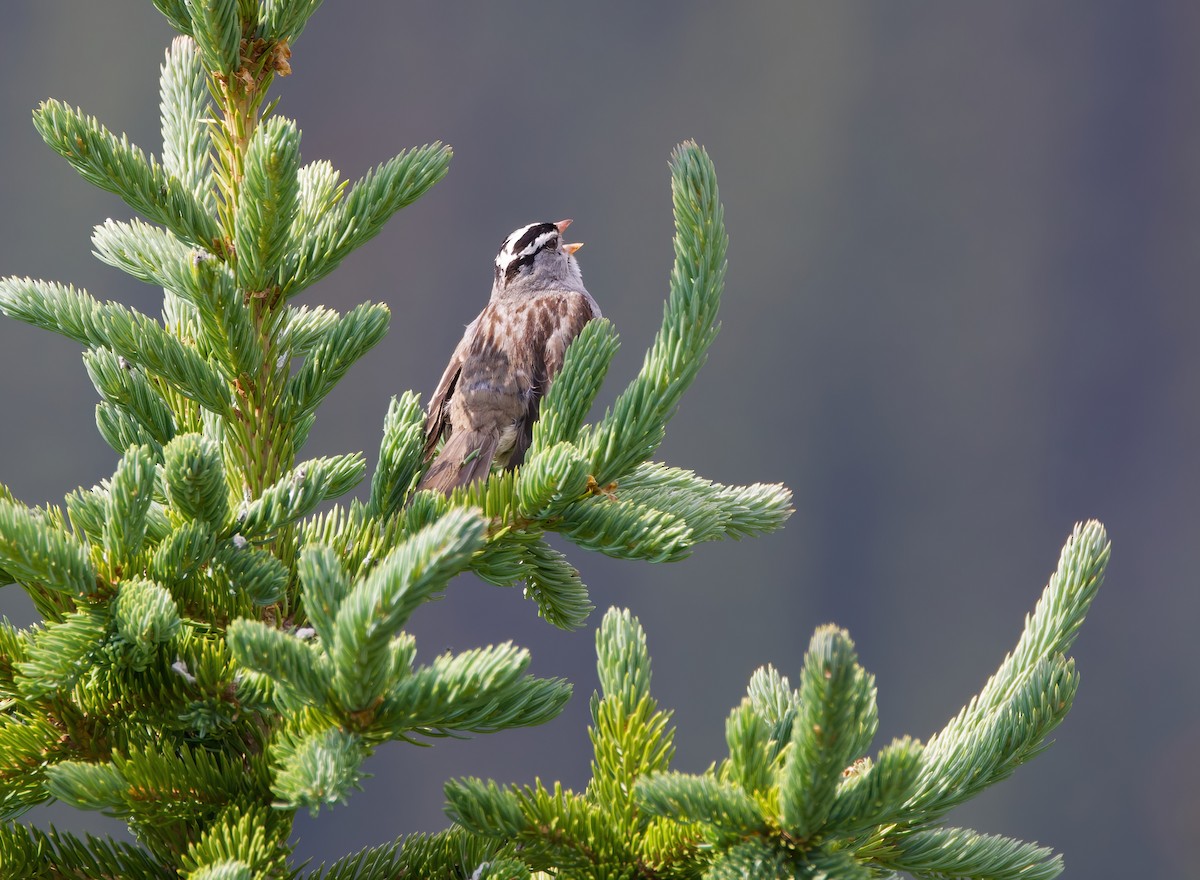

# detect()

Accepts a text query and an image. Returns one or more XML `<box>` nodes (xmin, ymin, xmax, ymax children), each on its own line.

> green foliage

<box><xmin>84</xmin><ymin>347</ymin><xmax>177</xmax><ymax>450</ymax></box>
<box><xmin>447</xmin><ymin>609</ymin><xmax>697</xmax><ymax>877</ymax></box>
<box><xmin>261</xmin><ymin>0</ymin><xmax>326</xmax><ymax>46</ymax></box>
<box><xmin>0</xmin><ymin>497</ymin><xmax>96</xmax><ymax>597</ymax></box>
<box><xmin>153</xmin><ymin>1</ymin><xmax>195</xmax><ymax>38</ymax></box>
<box><xmin>366</xmin><ymin>392</ymin><xmax>426</xmax><ymax>519</ymax></box>
<box><xmin>0</xmin><ymin>278</ymin><xmax>231</xmax><ymax>414</ymax></box>
<box><xmin>102</xmin><ymin>445</ymin><xmax>159</xmax><ymax>570</ymax></box>
<box><xmin>235</xmin><ymin>116</ymin><xmax>302</xmax><ymax>292</ymax></box>
<box><xmin>0</xmin><ymin>3</ymin><xmax>1101</xmax><ymax>878</ymax></box>
<box><xmin>578</xmin><ymin>143</ymin><xmax>727</xmax><ymax>484</ymax></box>
<box><xmin>778</xmin><ymin>626</ymin><xmax>878</xmax><ymax>838</ymax></box>
<box><xmin>516</xmin><ymin>538</ymin><xmax>594</xmax><ymax>630</ymax></box>
<box><xmin>113</xmin><ymin>578</ymin><xmax>182</xmax><ymax>655</ymax></box>
<box><xmin>281</xmin><ymin>144</ymin><xmax>453</xmax><ymax>297</ymax></box>
<box><xmin>235</xmin><ymin>453</ymin><xmax>365</xmax><ymax>538</ymax></box>
<box><xmin>447</xmin><ymin>522</ymin><xmax>1107</xmax><ymax>879</ymax></box>
<box><xmin>281</xmin><ymin>302</ymin><xmax>390</xmax><ymax>428</ymax></box>
<box><xmin>0</xmin><ymin>824</ymin><xmax>172</xmax><ymax>879</ymax></box>
<box><xmin>185</xmin><ymin>0</ymin><xmax>243</xmax><ymax>79</ymax></box>
<box><xmin>33</xmin><ymin>99</ymin><xmax>221</xmax><ymax>251</ymax></box>
<box><xmin>164</xmin><ymin>433</ymin><xmax>230</xmax><ymax>526</ymax></box>
<box><xmin>308</xmin><ymin>828</ymin><xmax>508</xmax><ymax>880</ymax></box>
<box><xmin>159</xmin><ymin>36</ymin><xmax>213</xmax><ymax>207</ymax></box>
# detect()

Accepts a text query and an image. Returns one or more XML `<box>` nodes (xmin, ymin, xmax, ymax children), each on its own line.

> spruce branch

<box><xmin>0</xmin><ymin>278</ymin><xmax>231</xmax><ymax>414</ymax></box>
<box><xmin>376</xmin><ymin>642</ymin><xmax>571</xmax><ymax>735</ymax></box>
<box><xmin>440</xmin><ymin>522</ymin><xmax>1104</xmax><ymax>877</ymax></box>
<box><xmin>148</xmin><ymin>520</ymin><xmax>219</xmax><ymax>591</ymax></box>
<box><xmin>516</xmin><ymin>537</ymin><xmax>594</xmax><ymax>631</ymax></box>
<box><xmin>269</xmin><ymin>724</ymin><xmax>368</xmax><ymax>813</ymax></box>
<box><xmin>295</xmin><ymin>542</ymin><xmax>350</xmax><ymax>644</ymax></box>
<box><xmin>177</xmin><ymin>804</ymin><xmax>293</xmax><ymax>880</ymax></box>
<box><xmin>91</xmin><ymin>217</ymin><xmax>200</xmax><ymax>293</ymax></box>
<box><xmin>778</xmin><ymin>625</ymin><xmax>878</xmax><ymax>840</ymax></box>
<box><xmin>280</xmin><ymin>302</ymin><xmax>341</xmax><ymax>354</ymax></box>
<box><xmin>17</xmin><ymin>606</ymin><xmax>111</xmax><ymax>698</ymax></box>
<box><xmin>164</xmin><ymin>433</ymin><xmax>231</xmax><ymax>527</ymax></box>
<box><xmin>309</xmin><ymin>829</ymin><xmax>508</xmax><ymax>880</ymax></box>
<box><xmin>447</xmin><ymin>609</ymin><xmax>684</xmax><ymax>875</ymax></box>
<box><xmin>102</xmin><ymin>445</ymin><xmax>159</xmax><ymax>573</ymax></box>
<box><xmin>33</xmin><ymin>99</ymin><xmax>222</xmax><ymax>251</ymax></box>
<box><xmin>160</xmin><ymin>36</ymin><xmax>214</xmax><ymax>209</ymax></box>
<box><xmin>366</xmin><ymin>392</ymin><xmax>426</xmax><ymax>520</ymax></box>
<box><xmin>907</xmin><ymin>520</ymin><xmax>1109</xmax><ymax>822</ymax></box>
<box><xmin>234</xmin><ymin>115</ymin><xmax>301</xmax><ymax>293</ymax></box>
<box><xmin>515</xmin><ymin>441</ymin><xmax>592</xmax><ymax>520</ymax></box>
<box><xmin>634</xmin><ymin>773</ymin><xmax>765</xmax><ymax>838</ymax></box>
<box><xmin>282</xmin><ymin>144</ymin><xmax>453</xmax><ymax>296</ymax></box>
<box><xmin>45</xmin><ymin>739</ymin><xmax>276</xmax><ymax>864</ymax></box>
<box><xmin>231</xmin><ymin>509</ymin><xmax>546</xmax><ymax>744</ymax></box>
<box><xmin>556</xmin><ymin>494</ymin><xmax>693</xmax><ymax>563</ymax></box>
<box><xmin>625</xmin><ymin>523</ymin><xmax>1107</xmax><ymax>878</ymax></box>
<box><xmin>184</xmin><ymin>0</ymin><xmax>243</xmax><ymax>80</ymax></box>
<box><xmin>91</xmin><ymin>220</ymin><xmax>262</xmax><ymax>380</ymax></box>
<box><xmin>880</xmin><ymin>826</ymin><xmax>1062</xmax><ymax>880</ymax></box>
<box><xmin>826</xmin><ymin>735</ymin><xmax>923</xmax><ymax>835</ymax></box>
<box><xmin>281</xmin><ymin>301</ymin><xmax>390</xmax><ymax>427</ymax></box>
<box><xmin>153</xmin><ymin>1</ymin><xmax>195</xmax><ymax>37</ymax></box>
<box><xmin>616</xmin><ymin>462</ymin><xmax>793</xmax><ymax>544</ymax></box>
<box><xmin>96</xmin><ymin>402</ymin><xmax>160</xmax><ymax>459</ymax></box>
<box><xmin>0</xmin><ymin>616</ymin><xmax>29</xmax><ymax>693</ymax></box>
<box><xmin>720</xmin><ymin>701</ymin><xmax>776</xmax><ymax>797</ymax></box>
<box><xmin>235</xmin><ymin>452</ymin><xmax>365</xmax><ymax>538</ymax></box>
<box><xmin>327</xmin><ymin>508</ymin><xmax>487</xmax><ymax>711</ymax></box>
<box><xmin>291</xmin><ymin>161</ymin><xmax>344</xmax><ymax>250</ymax></box>
<box><xmin>0</xmin><ymin>824</ymin><xmax>171</xmax><ymax>880</ymax></box>
<box><xmin>260</xmin><ymin>0</ymin><xmax>326</xmax><ymax>46</ymax></box>
<box><xmin>213</xmin><ymin>536</ymin><xmax>290</xmax><ymax>606</ymax></box>
<box><xmin>0</xmin><ymin>713</ymin><xmax>61</xmax><ymax>819</ymax></box>
<box><xmin>225</xmin><ymin>620</ymin><xmax>326</xmax><ymax>707</ymax></box>
<box><xmin>704</xmin><ymin>838</ymin><xmax>795</xmax><ymax>880</ymax></box>
<box><xmin>746</xmin><ymin>664</ymin><xmax>796</xmax><ymax>732</ymax></box>
<box><xmin>113</xmin><ymin>579</ymin><xmax>182</xmax><ymax>652</ymax></box>
<box><xmin>84</xmin><ymin>347</ymin><xmax>177</xmax><ymax>448</ymax></box>
<box><xmin>580</xmin><ymin>141</ymin><xmax>727</xmax><ymax>484</ymax></box>
<box><xmin>0</xmin><ymin>498</ymin><xmax>97</xmax><ymax>597</ymax></box>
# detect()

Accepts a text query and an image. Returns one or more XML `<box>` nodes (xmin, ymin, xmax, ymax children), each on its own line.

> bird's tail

<box><xmin>416</xmin><ymin>429</ymin><xmax>500</xmax><ymax>495</ymax></box>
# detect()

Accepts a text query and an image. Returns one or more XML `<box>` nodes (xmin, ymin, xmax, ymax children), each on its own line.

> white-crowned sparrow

<box><xmin>418</xmin><ymin>219</ymin><xmax>600</xmax><ymax>494</ymax></box>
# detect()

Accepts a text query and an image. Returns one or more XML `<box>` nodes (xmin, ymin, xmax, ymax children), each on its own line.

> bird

<box><xmin>418</xmin><ymin>219</ymin><xmax>600</xmax><ymax>494</ymax></box>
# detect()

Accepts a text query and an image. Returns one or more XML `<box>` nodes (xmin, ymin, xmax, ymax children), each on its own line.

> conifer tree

<box><xmin>0</xmin><ymin>4</ymin><xmax>1106</xmax><ymax>879</ymax></box>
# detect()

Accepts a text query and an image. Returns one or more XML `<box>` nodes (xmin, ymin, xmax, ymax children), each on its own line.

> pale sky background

<box><xmin>0</xmin><ymin>3</ymin><xmax>1196</xmax><ymax>876</ymax></box>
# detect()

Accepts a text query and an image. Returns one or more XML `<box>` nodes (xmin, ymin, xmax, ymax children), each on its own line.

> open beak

<box><xmin>555</xmin><ymin>219</ymin><xmax>583</xmax><ymax>254</ymax></box>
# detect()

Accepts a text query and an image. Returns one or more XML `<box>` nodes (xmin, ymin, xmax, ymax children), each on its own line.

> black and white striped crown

<box><xmin>495</xmin><ymin>221</ymin><xmax>562</xmax><ymax>283</ymax></box>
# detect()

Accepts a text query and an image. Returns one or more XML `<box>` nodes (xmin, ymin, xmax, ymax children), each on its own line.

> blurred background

<box><xmin>0</xmin><ymin>2</ymin><xmax>1196</xmax><ymax>876</ymax></box>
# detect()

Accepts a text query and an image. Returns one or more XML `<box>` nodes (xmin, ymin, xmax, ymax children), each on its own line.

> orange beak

<box><xmin>555</xmin><ymin>219</ymin><xmax>583</xmax><ymax>254</ymax></box>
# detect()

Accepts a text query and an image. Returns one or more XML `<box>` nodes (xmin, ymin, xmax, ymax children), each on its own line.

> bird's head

<box><xmin>493</xmin><ymin>219</ymin><xmax>584</xmax><ymax>293</ymax></box>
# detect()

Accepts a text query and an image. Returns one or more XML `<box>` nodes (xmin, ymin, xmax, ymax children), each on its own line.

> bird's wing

<box><xmin>422</xmin><ymin>315</ymin><xmax>479</xmax><ymax>460</ymax></box>
<box><xmin>507</xmin><ymin>292</ymin><xmax>599</xmax><ymax>467</ymax></box>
